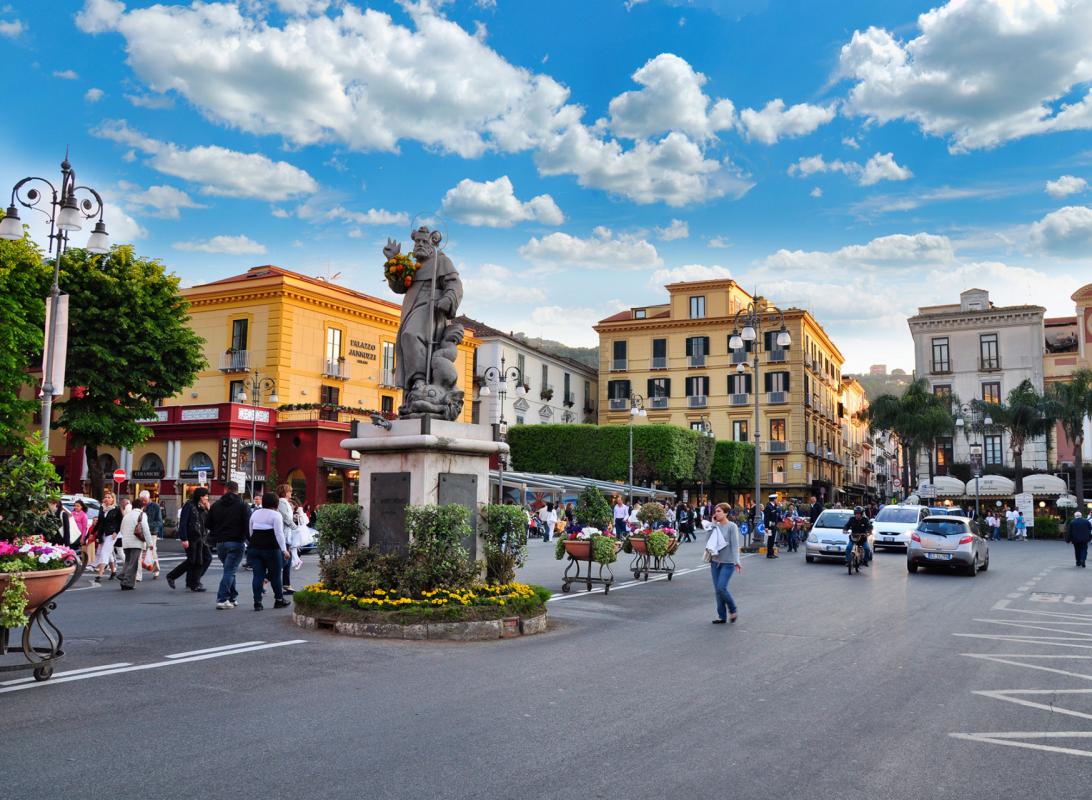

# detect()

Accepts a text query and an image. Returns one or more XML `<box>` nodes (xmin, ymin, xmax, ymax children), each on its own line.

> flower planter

<box><xmin>627</xmin><ymin>535</ymin><xmax>678</xmax><ymax>582</ymax></box>
<box><xmin>1</xmin><ymin>565</ymin><xmax>76</xmax><ymax>615</ymax></box>
<box><xmin>563</xmin><ymin>540</ymin><xmax>591</xmax><ymax>560</ymax></box>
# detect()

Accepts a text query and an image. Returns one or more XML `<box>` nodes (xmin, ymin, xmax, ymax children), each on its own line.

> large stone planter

<box><xmin>0</xmin><ymin>565</ymin><xmax>77</xmax><ymax>614</ymax></box>
<box><xmin>293</xmin><ymin>611</ymin><xmax>548</xmax><ymax>640</ymax></box>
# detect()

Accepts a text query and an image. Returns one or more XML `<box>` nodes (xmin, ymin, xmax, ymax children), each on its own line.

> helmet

<box><xmin>853</xmin><ymin>505</ymin><xmax>864</xmax><ymax>514</ymax></box>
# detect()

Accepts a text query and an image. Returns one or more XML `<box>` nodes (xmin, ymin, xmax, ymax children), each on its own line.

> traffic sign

<box><xmin>112</xmin><ymin>468</ymin><xmax>126</xmax><ymax>483</ymax></box>
<box><xmin>198</xmin><ymin>469</ymin><xmax>208</xmax><ymax>486</ymax></box>
<box><xmin>892</xmin><ymin>478</ymin><xmax>902</xmax><ymax>489</ymax></box>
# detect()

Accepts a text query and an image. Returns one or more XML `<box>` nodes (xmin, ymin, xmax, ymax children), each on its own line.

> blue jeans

<box><xmin>216</xmin><ymin>541</ymin><xmax>245</xmax><ymax>603</ymax></box>
<box><xmin>709</xmin><ymin>561</ymin><xmax>737</xmax><ymax>620</ymax></box>
<box><xmin>614</xmin><ymin>518</ymin><xmax>627</xmax><ymax>536</ymax></box>
<box><xmin>249</xmin><ymin>547</ymin><xmax>284</xmax><ymax>604</ymax></box>
<box><xmin>845</xmin><ymin>539</ymin><xmax>871</xmax><ymax>565</ymax></box>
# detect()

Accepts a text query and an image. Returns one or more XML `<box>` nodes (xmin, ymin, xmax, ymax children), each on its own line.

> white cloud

<box><xmin>53</xmin><ymin>69</ymin><xmax>79</xmax><ymax>80</ymax></box>
<box><xmin>271</xmin><ymin>207</ymin><xmax>292</xmax><ymax>219</ymax></box>
<box><xmin>441</xmin><ymin>176</ymin><xmax>563</xmax><ymax>227</ymax></box>
<box><xmin>461</xmin><ymin>263</ymin><xmax>547</xmax><ymax>304</ymax></box>
<box><xmin>655</xmin><ymin>219</ymin><xmax>689</xmax><ymax>241</ymax></box>
<box><xmin>650</xmin><ymin>263</ymin><xmax>732</xmax><ymax>286</ymax></box>
<box><xmin>842</xmin><ymin>136</ymin><xmax>860</xmax><ymax>150</ymax></box>
<box><xmin>84</xmin><ymin>87</ymin><xmax>105</xmax><ymax>103</ymax></box>
<box><xmin>75</xmin><ymin>0</ymin><xmax>124</xmax><ymax>34</ymax></box>
<box><xmin>738</xmin><ymin>99</ymin><xmax>836</xmax><ymax>144</ymax></box>
<box><xmin>758</xmin><ymin>232</ymin><xmax>956</xmax><ymax>274</ymax></box>
<box><xmin>173</xmin><ymin>235</ymin><xmax>267</xmax><ymax>255</ymax></box>
<box><xmin>859</xmin><ymin>152</ymin><xmax>913</xmax><ymax>186</ymax></box>
<box><xmin>838</xmin><ymin>0</ymin><xmax>1092</xmax><ymax>151</ymax></box>
<box><xmin>272</xmin><ymin>0</ymin><xmax>330</xmax><ymax>14</ymax></box>
<box><xmin>787</xmin><ymin>151</ymin><xmax>912</xmax><ymax>186</ymax></box>
<box><xmin>608</xmin><ymin>53</ymin><xmax>735</xmax><ymax>140</ymax></box>
<box><xmin>119</xmin><ymin>181</ymin><xmax>206</xmax><ymax>219</ymax></box>
<box><xmin>708</xmin><ymin>236</ymin><xmax>731</xmax><ymax>248</ymax></box>
<box><xmin>528</xmin><ymin>304</ymin><xmax>620</xmax><ymax>346</ymax></box>
<box><xmin>0</xmin><ymin>19</ymin><xmax>23</xmax><ymax>37</ymax></box>
<box><xmin>810</xmin><ymin>187</ymin><xmax>823</xmax><ymax>198</ymax></box>
<box><xmin>1045</xmin><ymin>175</ymin><xmax>1088</xmax><ymax>198</ymax></box>
<box><xmin>519</xmin><ymin>227</ymin><xmax>662</xmax><ymax>271</ymax></box>
<box><xmin>1028</xmin><ymin>205</ymin><xmax>1092</xmax><ymax>258</ymax></box>
<box><xmin>324</xmin><ymin>206</ymin><xmax>409</xmax><ymax>226</ymax></box>
<box><xmin>93</xmin><ymin>120</ymin><xmax>318</xmax><ymax>200</ymax></box>
<box><xmin>125</xmin><ymin>92</ymin><xmax>174</xmax><ymax>109</ymax></box>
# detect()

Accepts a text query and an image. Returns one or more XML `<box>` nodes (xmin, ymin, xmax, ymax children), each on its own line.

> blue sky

<box><xmin>3</xmin><ymin>0</ymin><xmax>1092</xmax><ymax>370</ymax></box>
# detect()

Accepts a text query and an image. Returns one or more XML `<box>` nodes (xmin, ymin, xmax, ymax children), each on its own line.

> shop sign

<box><xmin>179</xmin><ymin>469</ymin><xmax>215</xmax><ymax>481</ymax></box>
<box><xmin>131</xmin><ymin>468</ymin><xmax>164</xmax><ymax>480</ymax></box>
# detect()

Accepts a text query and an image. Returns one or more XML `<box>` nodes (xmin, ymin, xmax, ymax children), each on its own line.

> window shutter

<box><xmin>783</xmin><ymin>372</ymin><xmax>790</xmax><ymax>392</ymax></box>
<box><xmin>702</xmin><ymin>336</ymin><xmax>710</xmax><ymax>356</ymax></box>
<box><xmin>685</xmin><ymin>337</ymin><xmax>693</xmax><ymax>357</ymax></box>
<box><xmin>745</xmin><ymin>374</ymin><xmax>752</xmax><ymax>394</ymax></box>
<box><xmin>701</xmin><ymin>376</ymin><xmax>709</xmax><ymax>395</ymax></box>
<box><xmin>663</xmin><ymin>378</ymin><xmax>671</xmax><ymax>396</ymax></box>
<box><xmin>764</xmin><ymin>372</ymin><xmax>772</xmax><ymax>392</ymax></box>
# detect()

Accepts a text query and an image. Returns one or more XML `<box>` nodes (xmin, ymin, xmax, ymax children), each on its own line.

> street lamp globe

<box><xmin>984</xmin><ymin>416</ymin><xmax>993</xmax><ymax>426</ymax></box>
<box><xmin>776</xmin><ymin>326</ymin><xmax>791</xmax><ymax>347</ymax></box>
<box><xmin>85</xmin><ymin>220</ymin><xmax>111</xmax><ymax>254</ymax></box>
<box><xmin>955</xmin><ymin>417</ymin><xmax>964</xmax><ymax>428</ymax></box>
<box><xmin>736</xmin><ymin>363</ymin><xmax>746</xmax><ymax>373</ymax></box>
<box><xmin>740</xmin><ymin>324</ymin><xmax>756</xmax><ymax>342</ymax></box>
<box><xmin>269</xmin><ymin>391</ymin><xmax>279</xmax><ymax>404</ymax></box>
<box><xmin>55</xmin><ymin>196</ymin><xmax>82</xmax><ymax>231</ymax></box>
<box><xmin>236</xmin><ymin>391</ymin><xmax>247</xmax><ymax>403</ymax></box>
<box><xmin>0</xmin><ymin>206</ymin><xmax>22</xmax><ymax>239</ymax></box>
<box><xmin>729</xmin><ymin>331</ymin><xmax>743</xmax><ymax>350</ymax></box>
<box><xmin>515</xmin><ymin>384</ymin><xmax>526</xmax><ymax>397</ymax></box>
<box><xmin>478</xmin><ymin>384</ymin><xmax>491</xmax><ymax>397</ymax></box>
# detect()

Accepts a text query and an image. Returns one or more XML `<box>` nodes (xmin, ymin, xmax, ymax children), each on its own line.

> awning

<box><xmin>918</xmin><ymin>475</ymin><xmax>965</xmax><ymax>498</ymax></box>
<box><xmin>1020</xmin><ymin>473</ymin><xmax>1068</xmax><ymax>495</ymax></box>
<box><xmin>966</xmin><ymin>474</ymin><xmax>1015</xmax><ymax>496</ymax></box>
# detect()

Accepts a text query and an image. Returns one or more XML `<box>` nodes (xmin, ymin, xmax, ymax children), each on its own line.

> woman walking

<box><xmin>249</xmin><ymin>491</ymin><xmax>290</xmax><ymax>611</ymax></box>
<box><xmin>705</xmin><ymin>503</ymin><xmax>742</xmax><ymax>625</ymax></box>
<box><xmin>71</xmin><ymin>500</ymin><xmax>91</xmax><ymax>564</ymax></box>
<box><xmin>91</xmin><ymin>491</ymin><xmax>122</xmax><ymax>584</ymax></box>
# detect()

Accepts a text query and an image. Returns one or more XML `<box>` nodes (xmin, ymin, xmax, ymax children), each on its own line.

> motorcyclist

<box><xmin>843</xmin><ymin>506</ymin><xmax>872</xmax><ymax>567</ymax></box>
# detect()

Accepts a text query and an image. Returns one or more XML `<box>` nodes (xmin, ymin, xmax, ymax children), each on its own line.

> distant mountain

<box><xmin>514</xmin><ymin>334</ymin><xmax>598</xmax><ymax>370</ymax></box>
<box><xmin>846</xmin><ymin>372</ymin><xmax>913</xmax><ymax>402</ymax></box>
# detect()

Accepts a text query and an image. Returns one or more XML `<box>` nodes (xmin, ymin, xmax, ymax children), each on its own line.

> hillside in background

<box><xmin>516</xmin><ymin>334</ymin><xmax>598</xmax><ymax>370</ymax></box>
<box><xmin>846</xmin><ymin>370</ymin><xmax>914</xmax><ymax>402</ymax></box>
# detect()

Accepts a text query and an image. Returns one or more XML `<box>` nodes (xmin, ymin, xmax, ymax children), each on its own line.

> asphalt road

<box><xmin>3</xmin><ymin>537</ymin><xmax>1091</xmax><ymax>800</ymax></box>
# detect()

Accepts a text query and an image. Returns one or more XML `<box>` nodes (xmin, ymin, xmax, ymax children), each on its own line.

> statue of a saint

<box><xmin>383</xmin><ymin>227</ymin><xmax>465</xmax><ymax>420</ymax></box>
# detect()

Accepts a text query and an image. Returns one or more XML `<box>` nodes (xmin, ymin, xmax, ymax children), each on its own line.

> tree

<box><xmin>865</xmin><ymin>379</ymin><xmax>949</xmax><ymax>489</ymax></box>
<box><xmin>1045</xmin><ymin>370</ymin><xmax>1092</xmax><ymax>504</ymax></box>
<box><xmin>979</xmin><ymin>379</ymin><xmax>1055</xmax><ymax>494</ymax></box>
<box><xmin>0</xmin><ymin>225</ymin><xmax>51</xmax><ymax>449</ymax></box>
<box><xmin>53</xmin><ymin>246</ymin><xmax>206</xmax><ymax>498</ymax></box>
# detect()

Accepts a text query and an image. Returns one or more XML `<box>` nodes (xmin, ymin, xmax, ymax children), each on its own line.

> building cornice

<box><xmin>908</xmin><ymin>307</ymin><xmax>1045</xmax><ymax>330</ymax></box>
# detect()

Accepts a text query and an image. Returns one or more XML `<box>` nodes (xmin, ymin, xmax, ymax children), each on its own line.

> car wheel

<box><xmin>967</xmin><ymin>555</ymin><xmax>979</xmax><ymax>577</ymax></box>
<box><xmin>805</xmin><ymin>555</ymin><xmax>814</xmax><ymax>563</ymax></box>
<box><xmin>979</xmin><ymin>554</ymin><xmax>989</xmax><ymax>572</ymax></box>
<box><xmin>907</xmin><ymin>562</ymin><xmax>918</xmax><ymax>573</ymax></box>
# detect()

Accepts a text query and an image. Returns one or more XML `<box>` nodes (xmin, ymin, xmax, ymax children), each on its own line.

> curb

<box><xmin>292</xmin><ymin>611</ymin><xmax>548</xmax><ymax>641</ymax></box>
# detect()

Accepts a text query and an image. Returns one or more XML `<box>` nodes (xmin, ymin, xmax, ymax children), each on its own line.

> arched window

<box><xmin>139</xmin><ymin>452</ymin><xmax>165</xmax><ymax>473</ymax></box>
<box><xmin>287</xmin><ymin>468</ymin><xmax>307</xmax><ymax>503</ymax></box>
<box><xmin>187</xmin><ymin>452</ymin><xmax>214</xmax><ymax>471</ymax></box>
<box><xmin>98</xmin><ymin>453</ymin><xmax>118</xmax><ymax>474</ymax></box>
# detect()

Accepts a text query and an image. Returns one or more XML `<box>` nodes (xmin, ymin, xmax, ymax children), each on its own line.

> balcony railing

<box><xmin>730</xmin><ymin>393</ymin><xmax>749</xmax><ymax>406</ymax></box>
<box><xmin>609</xmin><ymin>398</ymin><xmax>629</xmax><ymax>411</ymax></box>
<box><xmin>219</xmin><ymin>350</ymin><xmax>250</xmax><ymax>373</ymax></box>
<box><xmin>770</xmin><ymin>470</ymin><xmax>786</xmax><ymax>484</ymax></box>
<box><xmin>611</xmin><ymin>358</ymin><xmax>627</xmax><ymax>371</ymax></box>
<box><xmin>767</xmin><ymin>391</ymin><xmax>787</xmax><ymax>404</ymax></box>
<box><xmin>651</xmin><ymin>356</ymin><xmax>667</xmax><ymax>370</ymax></box>
<box><xmin>322</xmin><ymin>358</ymin><xmax>350</xmax><ymax>380</ymax></box>
<box><xmin>768</xmin><ymin>441</ymin><xmax>789</xmax><ymax>453</ymax></box>
<box><xmin>649</xmin><ymin>396</ymin><xmax>669</xmax><ymax>409</ymax></box>
<box><xmin>563</xmin><ymin>391</ymin><xmax>575</xmax><ymax>407</ymax></box>
<box><xmin>380</xmin><ymin>369</ymin><xmax>396</xmax><ymax>388</ymax></box>
<box><xmin>768</xmin><ymin>349</ymin><xmax>786</xmax><ymax>363</ymax></box>
<box><xmin>688</xmin><ymin>354</ymin><xmax>706</xmax><ymax>368</ymax></box>
<box><xmin>979</xmin><ymin>357</ymin><xmax>1001</xmax><ymax>372</ymax></box>
<box><xmin>930</xmin><ymin>361</ymin><xmax>951</xmax><ymax>374</ymax></box>
<box><xmin>806</xmin><ymin>442</ymin><xmax>817</xmax><ymax>455</ymax></box>
<box><xmin>687</xmin><ymin>395</ymin><xmax>708</xmax><ymax>408</ymax></box>
<box><xmin>731</xmin><ymin>350</ymin><xmax>748</xmax><ymax>364</ymax></box>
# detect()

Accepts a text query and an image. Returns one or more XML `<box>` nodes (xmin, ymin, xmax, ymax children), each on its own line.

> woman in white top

<box><xmin>248</xmin><ymin>491</ymin><xmax>290</xmax><ymax>611</ymax></box>
<box><xmin>117</xmin><ymin>498</ymin><xmax>152</xmax><ymax>590</ymax></box>
<box><xmin>544</xmin><ymin>503</ymin><xmax>559</xmax><ymax>542</ymax></box>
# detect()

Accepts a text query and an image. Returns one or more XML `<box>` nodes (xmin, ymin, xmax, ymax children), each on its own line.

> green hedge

<box><xmin>507</xmin><ymin>423</ymin><xmax>753</xmax><ymax>488</ymax></box>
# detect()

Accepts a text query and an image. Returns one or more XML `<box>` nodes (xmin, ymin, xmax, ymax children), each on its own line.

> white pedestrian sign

<box><xmin>198</xmin><ymin>469</ymin><xmax>207</xmax><ymax>486</ymax></box>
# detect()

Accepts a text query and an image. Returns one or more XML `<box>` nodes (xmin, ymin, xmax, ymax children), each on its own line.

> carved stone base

<box><xmin>398</xmin><ymin>384</ymin><xmax>465</xmax><ymax>421</ymax></box>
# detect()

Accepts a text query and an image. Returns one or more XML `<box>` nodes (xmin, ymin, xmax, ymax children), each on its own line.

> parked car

<box><xmin>907</xmin><ymin>515</ymin><xmax>989</xmax><ymax>576</ymax></box>
<box><xmin>61</xmin><ymin>495</ymin><xmax>101</xmax><ymax>522</ymax></box>
<box><xmin>871</xmin><ymin>504</ymin><xmax>930</xmax><ymax>550</ymax></box>
<box><xmin>805</xmin><ymin>509</ymin><xmax>873</xmax><ymax>563</ymax></box>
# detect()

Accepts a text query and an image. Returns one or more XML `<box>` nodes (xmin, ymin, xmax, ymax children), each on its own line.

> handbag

<box><xmin>134</xmin><ymin>511</ymin><xmax>147</xmax><ymax>542</ymax></box>
<box><xmin>702</xmin><ymin>548</ymin><xmax>713</xmax><ymax>563</ymax></box>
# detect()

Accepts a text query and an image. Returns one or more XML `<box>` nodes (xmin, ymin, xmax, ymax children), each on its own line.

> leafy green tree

<box><xmin>53</xmin><ymin>246</ymin><xmax>206</xmax><ymax>498</ymax></box>
<box><xmin>979</xmin><ymin>379</ymin><xmax>1055</xmax><ymax>494</ymax></box>
<box><xmin>865</xmin><ymin>378</ymin><xmax>951</xmax><ymax>488</ymax></box>
<box><xmin>1045</xmin><ymin>370</ymin><xmax>1092</xmax><ymax>503</ymax></box>
<box><xmin>575</xmin><ymin>485</ymin><xmax>612</xmax><ymax>530</ymax></box>
<box><xmin>0</xmin><ymin>227</ymin><xmax>51</xmax><ymax>448</ymax></box>
<box><xmin>0</xmin><ymin>436</ymin><xmax>60</xmax><ymax>541</ymax></box>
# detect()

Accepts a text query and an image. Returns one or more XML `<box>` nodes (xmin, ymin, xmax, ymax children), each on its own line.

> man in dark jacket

<box><xmin>809</xmin><ymin>495</ymin><xmax>823</xmax><ymax>525</ymax></box>
<box><xmin>763</xmin><ymin>495</ymin><xmax>780</xmax><ymax>559</ymax></box>
<box><xmin>1066</xmin><ymin>511</ymin><xmax>1091</xmax><ymax>568</ymax></box>
<box><xmin>166</xmin><ymin>487</ymin><xmax>211</xmax><ymax>591</ymax></box>
<box><xmin>207</xmin><ymin>481</ymin><xmax>251</xmax><ymax>608</ymax></box>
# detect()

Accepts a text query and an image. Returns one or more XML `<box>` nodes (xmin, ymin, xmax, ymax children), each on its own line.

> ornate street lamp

<box><xmin>0</xmin><ymin>154</ymin><xmax>110</xmax><ymax>441</ymax></box>
<box><xmin>628</xmin><ymin>393</ymin><xmax>646</xmax><ymax>505</ymax></box>
<box><xmin>236</xmin><ymin>369</ymin><xmax>278</xmax><ymax>499</ymax></box>
<box><xmin>729</xmin><ymin>300</ymin><xmax>790</xmax><ymax>525</ymax></box>
<box><xmin>478</xmin><ymin>356</ymin><xmax>525</xmax><ymax>502</ymax></box>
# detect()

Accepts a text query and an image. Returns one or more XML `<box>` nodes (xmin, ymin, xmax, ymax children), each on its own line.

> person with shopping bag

<box><xmin>705</xmin><ymin>503</ymin><xmax>742</xmax><ymax>625</ymax></box>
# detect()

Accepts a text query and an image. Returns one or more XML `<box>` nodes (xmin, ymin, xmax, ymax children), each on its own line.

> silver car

<box><xmin>907</xmin><ymin>515</ymin><xmax>990</xmax><ymax>576</ymax></box>
<box><xmin>805</xmin><ymin>510</ymin><xmax>873</xmax><ymax>563</ymax></box>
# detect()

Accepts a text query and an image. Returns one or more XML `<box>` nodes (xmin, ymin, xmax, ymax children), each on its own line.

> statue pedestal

<box><xmin>340</xmin><ymin>419</ymin><xmax>508</xmax><ymax>559</ymax></box>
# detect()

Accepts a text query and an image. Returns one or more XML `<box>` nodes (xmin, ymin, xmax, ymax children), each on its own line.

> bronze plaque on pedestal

<box><xmin>370</xmin><ymin>472</ymin><xmax>411</xmax><ymax>554</ymax></box>
<box><xmin>439</xmin><ymin>473</ymin><xmax>478</xmax><ymax>559</ymax></box>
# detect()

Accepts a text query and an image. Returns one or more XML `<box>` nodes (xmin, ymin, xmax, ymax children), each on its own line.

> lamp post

<box><xmin>955</xmin><ymin>402</ymin><xmax>992</xmax><ymax>522</ymax></box>
<box><xmin>729</xmin><ymin>301</ymin><xmax>791</xmax><ymax>526</ymax></box>
<box><xmin>628</xmin><ymin>393</ymin><xmax>646</xmax><ymax>504</ymax></box>
<box><xmin>697</xmin><ymin>414</ymin><xmax>714</xmax><ymax>508</ymax></box>
<box><xmin>478</xmin><ymin>356</ymin><xmax>525</xmax><ymax>502</ymax></box>
<box><xmin>0</xmin><ymin>154</ymin><xmax>110</xmax><ymax>442</ymax></box>
<box><xmin>236</xmin><ymin>369</ymin><xmax>278</xmax><ymax>499</ymax></box>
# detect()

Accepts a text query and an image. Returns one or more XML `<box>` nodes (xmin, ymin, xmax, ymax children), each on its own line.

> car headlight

<box><xmin>807</xmin><ymin>534</ymin><xmax>817</xmax><ymax>543</ymax></box>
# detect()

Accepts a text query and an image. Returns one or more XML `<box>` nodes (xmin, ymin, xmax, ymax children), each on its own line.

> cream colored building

<box><xmin>594</xmin><ymin>279</ymin><xmax>846</xmax><ymax>501</ymax></box>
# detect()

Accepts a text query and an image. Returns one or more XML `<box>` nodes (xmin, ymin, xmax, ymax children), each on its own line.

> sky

<box><xmin>2</xmin><ymin>0</ymin><xmax>1092</xmax><ymax>372</ymax></box>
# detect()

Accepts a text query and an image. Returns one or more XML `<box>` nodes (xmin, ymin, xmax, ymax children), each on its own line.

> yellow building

<box><xmin>840</xmin><ymin>376</ymin><xmax>872</xmax><ymax>501</ymax></box>
<box><xmin>1043</xmin><ymin>282</ymin><xmax>1092</xmax><ymax>472</ymax></box>
<box><xmin>594</xmin><ymin>279</ymin><xmax>846</xmax><ymax>501</ymax></box>
<box><xmin>64</xmin><ymin>265</ymin><xmax>477</xmax><ymax>513</ymax></box>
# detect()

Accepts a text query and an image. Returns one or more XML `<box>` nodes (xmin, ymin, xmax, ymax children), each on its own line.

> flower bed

<box><xmin>292</xmin><ymin>581</ymin><xmax>550</xmax><ymax>626</ymax></box>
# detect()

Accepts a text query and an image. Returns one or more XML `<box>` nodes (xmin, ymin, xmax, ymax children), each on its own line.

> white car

<box><xmin>805</xmin><ymin>509</ymin><xmax>874</xmax><ymax>563</ymax></box>
<box><xmin>871</xmin><ymin>504</ymin><xmax>930</xmax><ymax>550</ymax></box>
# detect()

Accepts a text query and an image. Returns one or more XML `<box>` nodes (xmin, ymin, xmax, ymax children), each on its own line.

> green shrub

<box><xmin>529</xmin><ymin>584</ymin><xmax>552</xmax><ymax>604</ymax></box>
<box><xmin>646</xmin><ymin>531</ymin><xmax>671</xmax><ymax>557</ymax></box>
<box><xmin>575</xmin><ymin>485</ymin><xmax>612</xmax><ymax>530</ymax></box>
<box><xmin>0</xmin><ymin>436</ymin><xmax>60</xmax><ymax>542</ymax></box>
<box><xmin>320</xmin><ymin>547</ymin><xmax>405</xmax><ymax>595</ymax></box>
<box><xmin>591</xmin><ymin>534</ymin><xmax>618</xmax><ymax>564</ymax></box>
<box><xmin>315</xmin><ymin>503</ymin><xmax>366</xmax><ymax>560</ymax></box>
<box><xmin>481</xmin><ymin>504</ymin><xmax>529</xmax><ymax>584</ymax></box>
<box><xmin>636</xmin><ymin>501</ymin><xmax>666</xmax><ymax>526</ymax></box>
<box><xmin>1034</xmin><ymin>515</ymin><xmax>1061</xmax><ymax>539</ymax></box>
<box><xmin>400</xmin><ymin>504</ymin><xmax>479</xmax><ymax>595</ymax></box>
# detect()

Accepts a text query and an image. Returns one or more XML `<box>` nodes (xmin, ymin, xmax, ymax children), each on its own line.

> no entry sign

<box><xmin>113</xmin><ymin>468</ymin><xmax>126</xmax><ymax>483</ymax></box>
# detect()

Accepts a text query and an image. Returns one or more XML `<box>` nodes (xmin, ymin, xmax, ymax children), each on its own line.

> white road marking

<box><xmin>960</xmin><ymin>652</ymin><xmax>1092</xmax><ymax>681</ymax></box>
<box><xmin>954</xmin><ymin>634</ymin><xmax>1092</xmax><ymax>650</ymax></box>
<box><xmin>0</xmin><ymin>662</ymin><xmax>132</xmax><ymax>686</ymax></box>
<box><xmin>949</xmin><ymin>731</ymin><xmax>1092</xmax><ymax>758</ymax></box>
<box><xmin>0</xmin><ymin>640</ymin><xmax>306</xmax><ymax>694</ymax></box>
<box><xmin>973</xmin><ymin>689</ymin><xmax>1092</xmax><ymax>722</ymax></box>
<box><xmin>985</xmin><ymin>604</ymin><xmax>1092</xmax><ymax>622</ymax></box>
<box><xmin>972</xmin><ymin>619</ymin><xmax>1092</xmax><ymax>637</ymax></box>
<box><xmin>166</xmin><ymin>641</ymin><xmax>264</xmax><ymax>659</ymax></box>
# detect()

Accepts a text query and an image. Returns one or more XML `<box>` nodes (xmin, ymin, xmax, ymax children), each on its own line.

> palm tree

<box><xmin>979</xmin><ymin>379</ymin><xmax>1056</xmax><ymax>494</ymax></box>
<box><xmin>864</xmin><ymin>379</ymin><xmax>950</xmax><ymax>490</ymax></box>
<box><xmin>919</xmin><ymin>404</ymin><xmax>956</xmax><ymax>481</ymax></box>
<box><xmin>1045</xmin><ymin>369</ymin><xmax>1092</xmax><ymax>504</ymax></box>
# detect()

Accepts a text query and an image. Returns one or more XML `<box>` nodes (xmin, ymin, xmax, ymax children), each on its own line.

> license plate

<box><xmin>926</xmin><ymin>552</ymin><xmax>952</xmax><ymax>560</ymax></box>
<box><xmin>884</xmin><ymin>537</ymin><xmax>895</xmax><ymax>542</ymax></box>
<box><xmin>826</xmin><ymin>545</ymin><xmax>841</xmax><ymax>552</ymax></box>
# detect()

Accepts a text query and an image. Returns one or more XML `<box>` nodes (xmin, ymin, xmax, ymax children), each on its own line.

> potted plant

<box><xmin>540</xmin><ymin>387</ymin><xmax>554</xmax><ymax>401</ymax></box>
<box><xmin>555</xmin><ymin>527</ymin><xmax>619</xmax><ymax>563</ymax></box>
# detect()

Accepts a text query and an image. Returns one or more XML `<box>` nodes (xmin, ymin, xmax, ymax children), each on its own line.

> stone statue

<box><xmin>383</xmin><ymin>227</ymin><xmax>465</xmax><ymax>420</ymax></box>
